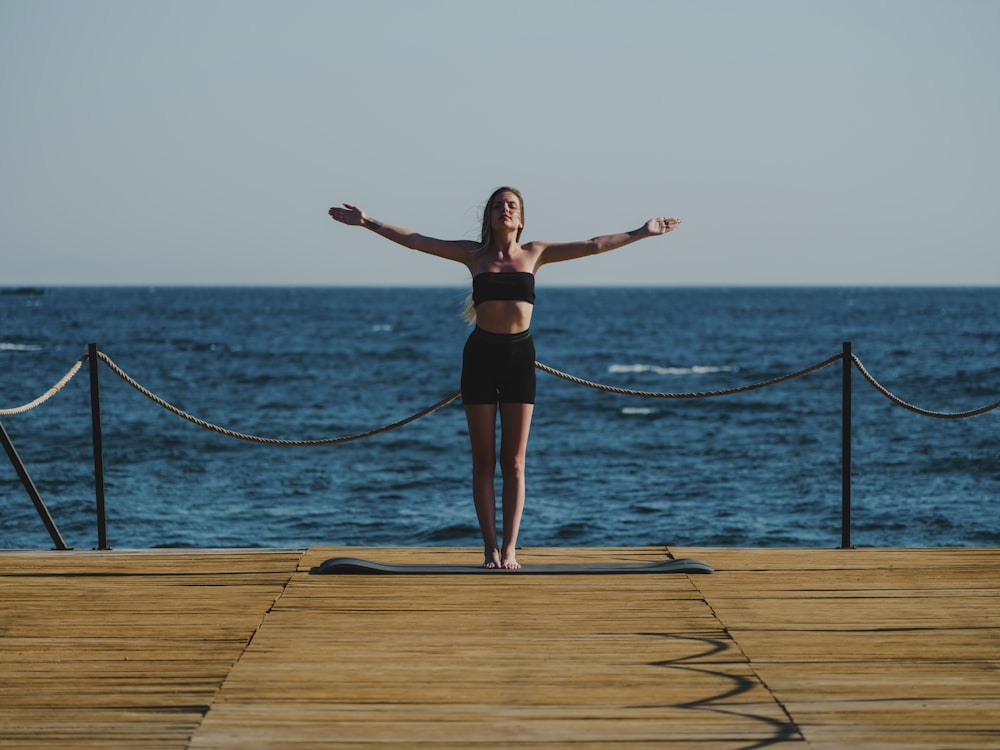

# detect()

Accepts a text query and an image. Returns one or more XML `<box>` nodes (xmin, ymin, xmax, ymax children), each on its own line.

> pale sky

<box><xmin>2</xmin><ymin>0</ymin><xmax>997</xmax><ymax>287</ymax></box>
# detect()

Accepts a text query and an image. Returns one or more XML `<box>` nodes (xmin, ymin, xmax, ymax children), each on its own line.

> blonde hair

<box><xmin>462</xmin><ymin>186</ymin><xmax>525</xmax><ymax>324</ymax></box>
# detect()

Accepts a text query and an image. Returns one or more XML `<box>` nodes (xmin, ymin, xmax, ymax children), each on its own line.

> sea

<box><xmin>2</xmin><ymin>286</ymin><xmax>997</xmax><ymax>551</ymax></box>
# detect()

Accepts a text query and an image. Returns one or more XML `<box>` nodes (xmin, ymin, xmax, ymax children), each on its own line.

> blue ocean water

<box><xmin>2</xmin><ymin>286</ymin><xmax>998</xmax><ymax>550</ymax></box>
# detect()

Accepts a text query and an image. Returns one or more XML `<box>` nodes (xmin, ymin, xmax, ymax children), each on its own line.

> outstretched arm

<box><xmin>328</xmin><ymin>203</ymin><xmax>477</xmax><ymax>265</ymax></box>
<box><xmin>532</xmin><ymin>217</ymin><xmax>681</xmax><ymax>267</ymax></box>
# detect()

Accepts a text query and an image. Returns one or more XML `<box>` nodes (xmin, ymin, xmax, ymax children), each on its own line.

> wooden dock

<box><xmin>1</xmin><ymin>546</ymin><xmax>997</xmax><ymax>748</ymax></box>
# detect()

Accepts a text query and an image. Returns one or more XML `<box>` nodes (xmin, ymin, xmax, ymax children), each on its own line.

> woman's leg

<box><xmin>498</xmin><ymin>402</ymin><xmax>534</xmax><ymax>570</ymax></box>
<box><xmin>464</xmin><ymin>403</ymin><xmax>500</xmax><ymax>568</ymax></box>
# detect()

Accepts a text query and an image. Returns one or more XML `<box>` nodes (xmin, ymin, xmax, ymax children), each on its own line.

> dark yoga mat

<box><xmin>314</xmin><ymin>556</ymin><xmax>713</xmax><ymax>575</ymax></box>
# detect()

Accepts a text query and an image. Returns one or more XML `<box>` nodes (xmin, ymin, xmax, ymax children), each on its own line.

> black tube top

<box><xmin>472</xmin><ymin>272</ymin><xmax>535</xmax><ymax>307</ymax></box>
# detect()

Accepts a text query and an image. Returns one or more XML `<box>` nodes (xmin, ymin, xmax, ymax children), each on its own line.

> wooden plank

<box><xmin>190</xmin><ymin>547</ymin><xmax>798</xmax><ymax>748</ymax></box>
<box><xmin>679</xmin><ymin>546</ymin><xmax>1000</xmax><ymax>748</ymax></box>
<box><xmin>2</xmin><ymin>546</ymin><xmax>998</xmax><ymax>748</ymax></box>
<box><xmin>0</xmin><ymin>549</ymin><xmax>301</xmax><ymax>750</ymax></box>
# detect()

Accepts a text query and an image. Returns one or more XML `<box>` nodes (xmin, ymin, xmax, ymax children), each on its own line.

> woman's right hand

<box><xmin>328</xmin><ymin>203</ymin><xmax>365</xmax><ymax>226</ymax></box>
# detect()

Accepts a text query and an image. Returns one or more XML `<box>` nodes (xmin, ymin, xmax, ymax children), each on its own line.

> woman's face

<box><xmin>490</xmin><ymin>191</ymin><xmax>523</xmax><ymax>232</ymax></box>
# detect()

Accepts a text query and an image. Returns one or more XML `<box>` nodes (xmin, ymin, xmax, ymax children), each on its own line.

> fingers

<box><xmin>647</xmin><ymin>217</ymin><xmax>680</xmax><ymax>235</ymax></box>
<box><xmin>327</xmin><ymin>203</ymin><xmax>362</xmax><ymax>224</ymax></box>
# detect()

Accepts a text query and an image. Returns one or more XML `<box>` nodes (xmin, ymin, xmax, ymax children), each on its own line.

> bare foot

<box><xmin>501</xmin><ymin>547</ymin><xmax>521</xmax><ymax>570</ymax></box>
<box><xmin>483</xmin><ymin>547</ymin><xmax>501</xmax><ymax>569</ymax></box>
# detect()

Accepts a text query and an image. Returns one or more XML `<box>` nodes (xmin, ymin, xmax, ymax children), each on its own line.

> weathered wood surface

<box><xmin>0</xmin><ymin>549</ymin><xmax>301</xmax><ymax>750</ymax></box>
<box><xmin>1</xmin><ymin>546</ymin><xmax>997</xmax><ymax>748</ymax></box>
<box><xmin>680</xmin><ymin>547</ymin><xmax>1000</xmax><ymax>749</ymax></box>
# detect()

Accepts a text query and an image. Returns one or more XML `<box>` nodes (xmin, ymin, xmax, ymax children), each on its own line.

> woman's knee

<box><xmin>499</xmin><ymin>451</ymin><xmax>526</xmax><ymax>479</ymax></box>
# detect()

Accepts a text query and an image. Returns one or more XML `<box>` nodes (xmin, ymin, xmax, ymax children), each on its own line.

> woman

<box><xmin>328</xmin><ymin>187</ymin><xmax>681</xmax><ymax>569</ymax></box>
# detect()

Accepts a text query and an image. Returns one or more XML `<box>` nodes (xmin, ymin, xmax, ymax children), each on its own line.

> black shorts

<box><xmin>461</xmin><ymin>327</ymin><xmax>536</xmax><ymax>405</ymax></box>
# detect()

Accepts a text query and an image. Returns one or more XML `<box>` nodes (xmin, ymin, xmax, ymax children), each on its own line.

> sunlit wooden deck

<box><xmin>1</xmin><ymin>546</ymin><xmax>997</xmax><ymax>748</ymax></box>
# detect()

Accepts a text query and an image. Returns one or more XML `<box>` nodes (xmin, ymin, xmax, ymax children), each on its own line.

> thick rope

<box><xmin>5</xmin><ymin>349</ymin><xmax>995</xmax><ymax>444</ymax></box>
<box><xmin>534</xmin><ymin>354</ymin><xmax>845</xmax><ymax>398</ymax></box>
<box><xmin>0</xmin><ymin>354</ymin><xmax>89</xmax><ymax>415</ymax></box>
<box><xmin>97</xmin><ymin>351</ymin><xmax>461</xmax><ymax>445</ymax></box>
<box><xmin>851</xmin><ymin>354</ymin><xmax>1000</xmax><ymax>419</ymax></box>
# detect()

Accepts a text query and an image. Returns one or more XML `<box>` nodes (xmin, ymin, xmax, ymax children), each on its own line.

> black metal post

<box><xmin>1</xmin><ymin>419</ymin><xmax>70</xmax><ymax>550</ymax></box>
<box><xmin>841</xmin><ymin>341</ymin><xmax>853</xmax><ymax>549</ymax></box>
<box><xmin>88</xmin><ymin>343</ymin><xmax>109</xmax><ymax>550</ymax></box>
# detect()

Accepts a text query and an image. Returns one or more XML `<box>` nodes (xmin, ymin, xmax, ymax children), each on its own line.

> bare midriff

<box><xmin>474</xmin><ymin>300</ymin><xmax>534</xmax><ymax>335</ymax></box>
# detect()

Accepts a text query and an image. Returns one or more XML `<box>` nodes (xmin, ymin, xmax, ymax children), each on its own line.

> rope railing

<box><xmin>851</xmin><ymin>354</ymin><xmax>1000</xmax><ymax>418</ymax></box>
<box><xmin>535</xmin><ymin>354</ymin><xmax>845</xmax><ymax>399</ymax></box>
<box><xmin>0</xmin><ymin>354</ymin><xmax>89</xmax><ymax>416</ymax></box>
<box><xmin>2</xmin><ymin>348</ymin><xmax>997</xmax><ymax>433</ymax></box>
<box><xmin>98</xmin><ymin>351</ymin><xmax>847</xmax><ymax>443</ymax></box>
<box><xmin>3</xmin><ymin>343</ymin><xmax>997</xmax><ymax>551</ymax></box>
<box><xmin>96</xmin><ymin>351</ymin><xmax>461</xmax><ymax>446</ymax></box>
